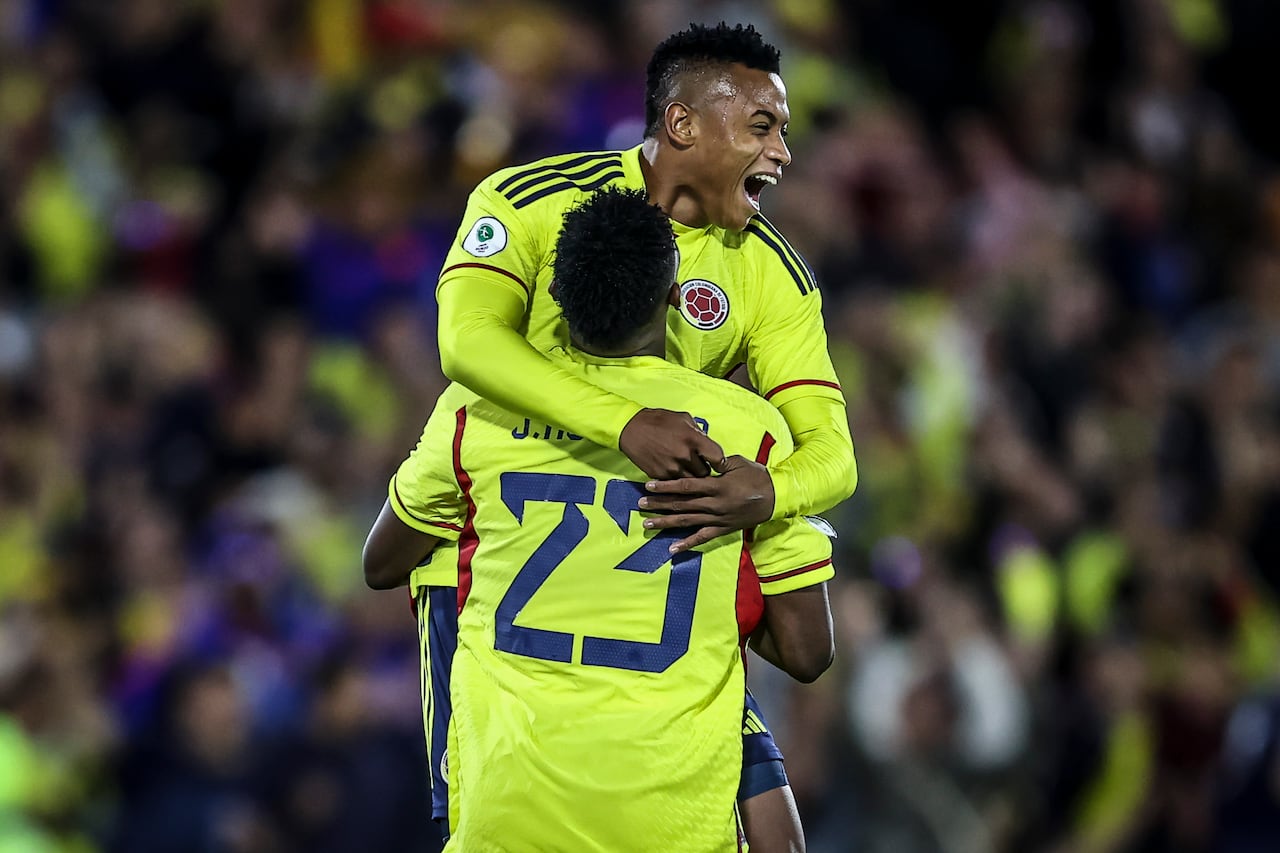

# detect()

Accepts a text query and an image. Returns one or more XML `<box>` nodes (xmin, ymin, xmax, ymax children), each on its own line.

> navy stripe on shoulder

<box><xmin>745</xmin><ymin>223</ymin><xmax>811</xmax><ymax>295</ymax></box>
<box><xmin>752</xmin><ymin>217</ymin><xmax>816</xmax><ymax>293</ymax></box>
<box><xmin>511</xmin><ymin>169</ymin><xmax>626</xmax><ymax>210</ymax></box>
<box><xmin>504</xmin><ymin>157</ymin><xmax>623</xmax><ymax>204</ymax></box>
<box><xmin>494</xmin><ymin>152</ymin><xmax>621</xmax><ymax>195</ymax></box>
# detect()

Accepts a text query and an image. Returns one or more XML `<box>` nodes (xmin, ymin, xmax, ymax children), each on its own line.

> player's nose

<box><xmin>768</xmin><ymin>136</ymin><xmax>791</xmax><ymax>169</ymax></box>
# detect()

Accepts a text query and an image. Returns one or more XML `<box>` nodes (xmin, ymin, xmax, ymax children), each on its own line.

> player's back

<box><xmin>444</xmin><ymin>351</ymin><xmax>791</xmax><ymax>853</ymax></box>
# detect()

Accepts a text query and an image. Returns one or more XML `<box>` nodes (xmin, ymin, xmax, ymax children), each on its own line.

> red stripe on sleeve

<box><xmin>759</xmin><ymin>558</ymin><xmax>833</xmax><ymax>585</ymax></box>
<box><xmin>452</xmin><ymin>407</ymin><xmax>479</xmax><ymax>613</ymax></box>
<box><xmin>762</xmin><ymin>379</ymin><xmax>842</xmax><ymax>400</ymax></box>
<box><xmin>441</xmin><ymin>262</ymin><xmax>531</xmax><ymax>297</ymax></box>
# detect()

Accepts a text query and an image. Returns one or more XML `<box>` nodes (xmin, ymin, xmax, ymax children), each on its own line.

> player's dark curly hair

<box><xmin>645</xmin><ymin>22</ymin><xmax>782</xmax><ymax>137</ymax></box>
<box><xmin>553</xmin><ymin>187</ymin><xmax>676</xmax><ymax>351</ymax></box>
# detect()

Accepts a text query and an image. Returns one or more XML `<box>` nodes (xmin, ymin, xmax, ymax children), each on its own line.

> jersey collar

<box><xmin>554</xmin><ymin>345</ymin><xmax>668</xmax><ymax>371</ymax></box>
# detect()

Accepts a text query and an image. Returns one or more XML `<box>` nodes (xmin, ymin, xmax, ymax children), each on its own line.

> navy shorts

<box><xmin>739</xmin><ymin>689</ymin><xmax>789</xmax><ymax>800</ymax></box>
<box><xmin>418</xmin><ymin>585</ymin><xmax>458</xmax><ymax>824</ymax></box>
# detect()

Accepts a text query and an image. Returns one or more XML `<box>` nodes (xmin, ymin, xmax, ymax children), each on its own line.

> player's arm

<box><xmin>641</xmin><ymin>400</ymin><xmax>855</xmax><ymax>554</ymax></box>
<box><xmin>772</xmin><ymin>394</ymin><xmax>856</xmax><ymax>521</ymax></box>
<box><xmin>363</xmin><ymin>392</ymin><xmax>468</xmax><ymax>589</ymax></box>
<box><xmin>437</xmin><ymin>188</ymin><xmax>720</xmax><ymax>478</ymax></box>
<box><xmin>745</xmin><ymin>234</ymin><xmax>857</xmax><ymax>520</ymax></box>
<box><xmin>749</xmin><ymin>581</ymin><xmax>833</xmax><ymax>683</ymax></box>
<box><xmin>741</xmin><ymin>786</ymin><xmax>806</xmax><ymax>853</ymax></box>
<box><xmin>746</xmin><ymin>515</ymin><xmax>837</xmax><ymax>683</ymax></box>
<box><xmin>362</xmin><ymin>501</ymin><xmax>442</xmax><ymax>590</ymax></box>
<box><xmin>643</xmin><ymin>244</ymin><xmax>856</xmax><ymax>550</ymax></box>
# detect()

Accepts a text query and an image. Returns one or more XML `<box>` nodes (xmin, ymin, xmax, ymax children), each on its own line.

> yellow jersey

<box><xmin>438</xmin><ymin>146</ymin><xmax>845</xmax><ymax>411</ymax></box>
<box><xmin>389</xmin><ymin>352</ymin><xmax>833</xmax><ymax>853</ymax></box>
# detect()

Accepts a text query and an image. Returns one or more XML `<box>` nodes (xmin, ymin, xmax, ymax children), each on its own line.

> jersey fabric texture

<box><xmin>414</xmin><ymin>573</ymin><xmax>793</xmax><ymax>828</ymax></box>
<box><xmin>438</xmin><ymin>145</ymin><xmax>844</xmax><ymax>414</ymax></box>
<box><xmin>390</xmin><ymin>353</ymin><xmax>833</xmax><ymax>853</ymax></box>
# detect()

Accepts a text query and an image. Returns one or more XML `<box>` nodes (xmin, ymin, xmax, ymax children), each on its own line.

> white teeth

<box><xmin>758</xmin><ymin>175</ymin><xmax>777</xmax><ymax>185</ymax></box>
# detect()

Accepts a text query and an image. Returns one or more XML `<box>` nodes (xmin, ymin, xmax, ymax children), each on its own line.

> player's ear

<box><xmin>664</xmin><ymin>102</ymin><xmax>695</xmax><ymax>148</ymax></box>
<box><xmin>667</xmin><ymin>283</ymin><xmax>681</xmax><ymax>307</ymax></box>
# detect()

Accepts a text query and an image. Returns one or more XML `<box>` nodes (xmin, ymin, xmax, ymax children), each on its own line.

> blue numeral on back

<box><xmin>581</xmin><ymin>482</ymin><xmax>701</xmax><ymax>673</ymax></box>
<box><xmin>494</xmin><ymin>473</ymin><xmax>699</xmax><ymax>674</ymax></box>
<box><xmin>497</xmin><ymin>472</ymin><xmax>595</xmax><ymax>664</ymax></box>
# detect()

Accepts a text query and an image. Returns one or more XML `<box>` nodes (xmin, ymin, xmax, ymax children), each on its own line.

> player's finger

<box><xmin>706</xmin><ymin>454</ymin><xmax>747</xmax><ymax>474</ymax></box>
<box><xmin>651</xmin><ymin>460</ymin><xmax>692</xmax><ymax>480</ymax></box>
<box><xmin>642</xmin><ymin>512</ymin><xmax>717</xmax><ymax>531</ymax></box>
<box><xmin>638</xmin><ymin>495</ymin><xmax>718</xmax><ymax>515</ymax></box>
<box><xmin>673</xmin><ymin>455</ymin><xmax>712</xmax><ymax>478</ymax></box>
<box><xmin>644</xmin><ymin>477</ymin><xmax>718</xmax><ymax>496</ymax></box>
<box><xmin>669</xmin><ymin>526</ymin><xmax>733</xmax><ymax>554</ymax></box>
<box><xmin>690</xmin><ymin>431</ymin><xmax>725</xmax><ymax>462</ymax></box>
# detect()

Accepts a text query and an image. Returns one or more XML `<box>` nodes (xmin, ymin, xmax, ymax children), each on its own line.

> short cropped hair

<box><xmin>553</xmin><ymin>187</ymin><xmax>676</xmax><ymax>350</ymax></box>
<box><xmin>645</xmin><ymin>22</ymin><xmax>782</xmax><ymax>137</ymax></box>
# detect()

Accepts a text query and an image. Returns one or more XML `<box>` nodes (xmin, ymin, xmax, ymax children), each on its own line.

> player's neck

<box><xmin>571</xmin><ymin>329</ymin><xmax>666</xmax><ymax>360</ymax></box>
<box><xmin>640</xmin><ymin>139</ymin><xmax>709</xmax><ymax>229</ymax></box>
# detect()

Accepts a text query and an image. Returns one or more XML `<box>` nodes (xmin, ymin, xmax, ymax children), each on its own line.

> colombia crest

<box><xmin>679</xmin><ymin>279</ymin><xmax>730</xmax><ymax>330</ymax></box>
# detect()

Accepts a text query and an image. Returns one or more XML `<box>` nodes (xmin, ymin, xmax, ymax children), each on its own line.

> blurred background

<box><xmin>2</xmin><ymin>0</ymin><xmax>1280</xmax><ymax>850</ymax></box>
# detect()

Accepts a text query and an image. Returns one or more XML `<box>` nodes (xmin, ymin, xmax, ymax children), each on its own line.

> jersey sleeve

<box><xmin>749</xmin><ymin>516</ymin><xmax>835</xmax><ymax>595</ymax></box>
<box><xmin>438</xmin><ymin>180</ymin><xmax>545</xmax><ymax>305</ymax></box>
<box><xmin>742</xmin><ymin>220</ymin><xmax>857</xmax><ymax>519</ymax></box>
<box><xmin>435</xmin><ymin>175</ymin><xmax>644</xmax><ymax>450</ymax></box>
<box><xmin>742</xmin><ymin>219</ymin><xmax>844</xmax><ymax>408</ymax></box>
<box><xmin>769</xmin><ymin>395</ymin><xmax>858</xmax><ymax>519</ymax></box>
<box><xmin>389</xmin><ymin>394</ymin><xmax>468</xmax><ymax>542</ymax></box>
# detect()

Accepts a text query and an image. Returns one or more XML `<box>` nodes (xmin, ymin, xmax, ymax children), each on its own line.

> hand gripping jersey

<box><xmin>390</xmin><ymin>352</ymin><xmax>833</xmax><ymax>853</ymax></box>
<box><xmin>439</xmin><ymin>146</ymin><xmax>845</xmax><ymax>430</ymax></box>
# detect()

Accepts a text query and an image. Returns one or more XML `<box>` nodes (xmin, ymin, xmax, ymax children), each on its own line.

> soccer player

<box><xmin>365</xmin><ymin>188</ymin><xmax>835</xmax><ymax>851</ymax></box>
<box><xmin>435</xmin><ymin>22</ymin><xmax>857</xmax><ymax>554</ymax></box>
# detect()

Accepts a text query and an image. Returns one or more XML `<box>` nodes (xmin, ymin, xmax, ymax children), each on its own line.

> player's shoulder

<box><xmin>477</xmin><ymin>149</ymin><xmax>633</xmax><ymax>213</ymax></box>
<box><xmin>425</xmin><ymin>381</ymin><xmax>483</xmax><ymax>424</ymax></box>
<box><xmin>655</xmin><ymin>363</ymin><xmax>791</xmax><ymax>450</ymax></box>
<box><xmin>735</xmin><ymin>215</ymin><xmax>819</xmax><ymax>297</ymax></box>
<box><xmin>429</xmin><ymin>382</ymin><xmax>510</xmax><ymax>437</ymax></box>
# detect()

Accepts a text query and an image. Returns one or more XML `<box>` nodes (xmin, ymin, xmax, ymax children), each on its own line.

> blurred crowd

<box><xmin>2</xmin><ymin>0</ymin><xmax>1280</xmax><ymax>851</ymax></box>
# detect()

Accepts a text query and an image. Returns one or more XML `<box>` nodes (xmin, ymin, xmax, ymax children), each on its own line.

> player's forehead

<box><xmin>702</xmin><ymin>64</ymin><xmax>789</xmax><ymax>123</ymax></box>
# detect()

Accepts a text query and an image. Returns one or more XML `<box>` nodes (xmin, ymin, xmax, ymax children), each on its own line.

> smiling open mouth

<box><xmin>744</xmin><ymin>173</ymin><xmax>778</xmax><ymax>210</ymax></box>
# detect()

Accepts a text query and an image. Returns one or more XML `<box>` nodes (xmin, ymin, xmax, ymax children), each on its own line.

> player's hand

<box><xmin>619</xmin><ymin>408</ymin><xmax>724</xmax><ymax>479</ymax></box>
<box><xmin>639</xmin><ymin>455</ymin><xmax>775</xmax><ymax>553</ymax></box>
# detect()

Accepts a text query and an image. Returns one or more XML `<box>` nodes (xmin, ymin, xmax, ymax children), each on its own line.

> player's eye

<box><xmin>780</xmin><ymin>126</ymin><xmax>789</xmax><ymax>138</ymax></box>
<box><xmin>752</xmin><ymin>123</ymin><xmax>770</xmax><ymax>133</ymax></box>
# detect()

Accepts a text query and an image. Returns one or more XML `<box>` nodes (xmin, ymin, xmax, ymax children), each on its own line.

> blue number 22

<box><xmin>496</xmin><ymin>472</ymin><xmax>701</xmax><ymax>673</ymax></box>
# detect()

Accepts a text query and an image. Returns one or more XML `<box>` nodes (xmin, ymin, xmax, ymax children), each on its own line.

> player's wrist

<box><xmin>614</xmin><ymin>403</ymin><xmax>649</xmax><ymax>451</ymax></box>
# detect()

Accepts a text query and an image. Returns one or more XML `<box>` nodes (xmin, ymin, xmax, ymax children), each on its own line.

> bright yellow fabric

<box><xmin>771</xmin><ymin>395</ymin><xmax>857</xmax><ymax>525</ymax></box>
<box><xmin>395</xmin><ymin>352</ymin><xmax>831</xmax><ymax>852</ymax></box>
<box><xmin>436</xmin><ymin>277</ymin><xmax>639</xmax><ymax>450</ymax></box>
<box><xmin>435</xmin><ymin>146</ymin><xmax>854</xmax><ymax>518</ymax></box>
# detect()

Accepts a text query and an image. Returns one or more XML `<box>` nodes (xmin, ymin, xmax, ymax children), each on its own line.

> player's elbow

<box><xmin>768</xmin><ymin>626</ymin><xmax>834</xmax><ymax>683</ymax></box>
<box><xmin>787</xmin><ymin>642</ymin><xmax>834</xmax><ymax>684</ymax></box>
<box><xmin>437</xmin><ymin>335</ymin><xmax>469</xmax><ymax>385</ymax></box>
<box><xmin>362</xmin><ymin>544</ymin><xmax>406</xmax><ymax>591</ymax></box>
<box><xmin>363</xmin><ymin>564</ymin><xmax>403</xmax><ymax>591</ymax></box>
<box><xmin>836</xmin><ymin>447</ymin><xmax>858</xmax><ymax>504</ymax></box>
